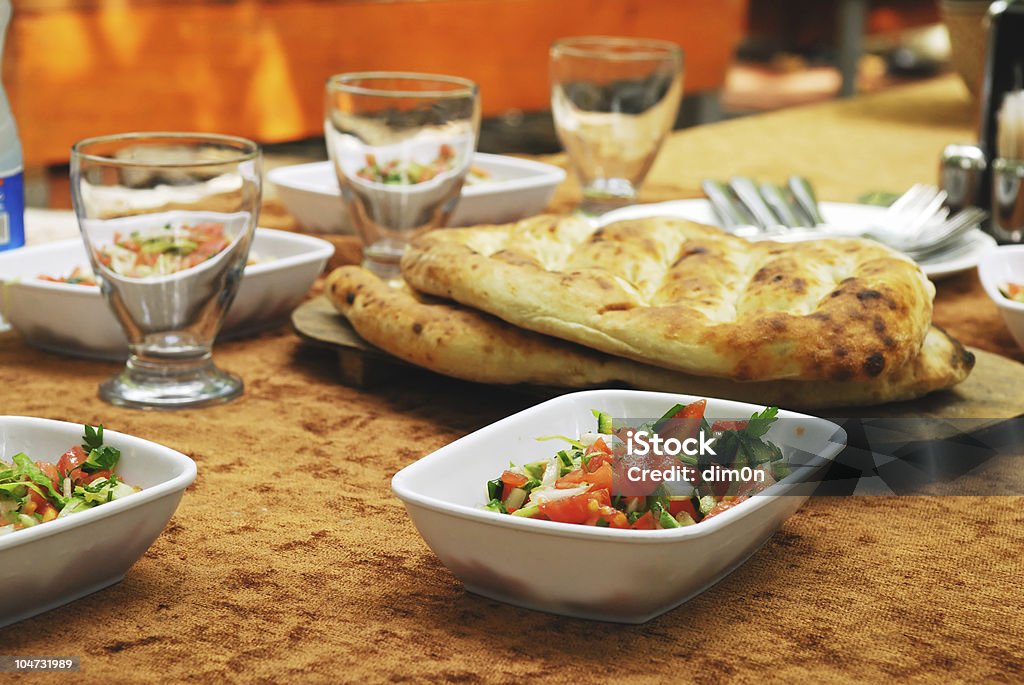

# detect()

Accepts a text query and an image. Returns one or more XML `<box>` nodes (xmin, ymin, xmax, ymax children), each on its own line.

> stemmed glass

<box><xmin>70</xmin><ymin>132</ymin><xmax>262</xmax><ymax>409</ymax></box>
<box><xmin>325</xmin><ymin>72</ymin><xmax>480</xmax><ymax>278</ymax></box>
<box><xmin>551</xmin><ymin>36</ymin><xmax>684</xmax><ymax>215</ymax></box>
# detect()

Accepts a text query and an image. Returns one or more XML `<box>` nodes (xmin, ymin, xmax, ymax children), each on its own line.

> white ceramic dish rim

<box><xmin>1</xmin><ymin>227</ymin><xmax>335</xmax><ymax>295</ymax></box>
<box><xmin>0</xmin><ymin>416</ymin><xmax>197</xmax><ymax>553</ymax></box>
<box><xmin>978</xmin><ymin>244</ymin><xmax>1024</xmax><ymax>312</ymax></box>
<box><xmin>267</xmin><ymin>153</ymin><xmax>567</xmax><ymax>199</ymax></box>
<box><xmin>598</xmin><ymin>198</ymin><xmax>997</xmax><ymax>279</ymax></box>
<box><xmin>393</xmin><ymin>390</ymin><xmax>846</xmax><ymax>544</ymax></box>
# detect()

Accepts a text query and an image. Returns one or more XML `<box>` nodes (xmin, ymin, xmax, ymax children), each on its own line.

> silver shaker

<box><xmin>939</xmin><ymin>144</ymin><xmax>987</xmax><ymax>213</ymax></box>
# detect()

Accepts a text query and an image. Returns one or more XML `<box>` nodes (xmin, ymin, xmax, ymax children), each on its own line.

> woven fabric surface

<box><xmin>1</xmin><ymin>77</ymin><xmax>1022</xmax><ymax>683</ymax></box>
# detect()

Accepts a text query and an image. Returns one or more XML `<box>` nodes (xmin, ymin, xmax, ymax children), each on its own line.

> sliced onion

<box><xmin>540</xmin><ymin>455</ymin><xmax>560</xmax><ymax>490</ymax></box>
<box><xmin>527</xmin><ymin>484</ymin><xmax>590</xmax><ymax>505</ymax></box>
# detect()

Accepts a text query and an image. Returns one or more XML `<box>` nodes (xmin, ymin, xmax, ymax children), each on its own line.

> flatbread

<box><xmin>400</xmin><ymin>215</ymin><xmax>936</xmax><ymax>382</ymax></box>
<box><xmin>326</xmin><ymin>266</ymin><xmax>973</xmax><ymax>409</ymax></box>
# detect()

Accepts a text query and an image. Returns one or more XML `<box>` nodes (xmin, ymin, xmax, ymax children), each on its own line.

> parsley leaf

<box><xmin>83</xmin><ymin>445</ymin><xmax>121</xmax><ymax>473</ymax></box>
<box><xmin>81</xmin><ymin>424</ymin><xmax>104</xmax><ymax>453</ymax></box>
<box><xmin>743</xmin><ymin>407</ymin><xmax>779</xmax><ymax>439</ymax></box>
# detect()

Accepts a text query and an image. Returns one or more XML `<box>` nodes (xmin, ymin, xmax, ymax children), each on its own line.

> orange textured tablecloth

<box><xmin>2</xmin><ymin>77</ymin><xmax>1022</xmax><ymax>683</ymax></box>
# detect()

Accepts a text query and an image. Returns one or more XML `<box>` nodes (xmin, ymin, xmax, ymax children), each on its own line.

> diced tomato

<box><xmin>588</xmin><ymin>437</ymin><xmax>612</xmax><ymax>455</ymax></box>
<box><xmin>56</xmin><ymin>445</ymin><xmax>109</xmax><ymax>486</ymax></box>
<box><xmin>631</xmin><ymin>511</ymin><xmax>657</xmax><ymax>530</ymax></box>
<box><xmin>584</xmin><ymin>504</ymin><xmax>629</xmax><ymax>528</ymax></box>
<box><xmin>585</xmin><ymin>462</ymin><xmax>613</xmax><ymax>493</ymax></box>
<box><xmin>673</xmin><ymin>399</ymin><xmax>707</xmax><ymax>420</ymax></box>
<box><xmin>500</xmin><ymin>471</ymin><xmax>528</xmax><ymax>501</ymax></box>
<box><xmin>555</xmin><ymin>468</ymin><xmax>586</xmax><ymax>488</ymax></box>
<box><xmin>668</xmin><ymin>498</ymin><xmax>698</xmax><ymax>520</ymax></box>
<box><xmin>702</xmin><ymin>496</ymin><xmax>749</xmax><ymax>520</ymax></box>
<box><xmin>57</xmin><ymin>445</ymin><xmax>87</xmax><ymax>479</ymax></box>
<box><xmin>584</xmin><ymin>451</ymin><xmax>613</xmax><ymax>472</ymax></box>
<box><xmin>555</xmin><ymin>461</ymin><xmax>613</xmax><ymax>495</ymax></box>
<box><xmin>657</xmin><ymin>399</ymin><xmax>706</xmax><ymax>445</ymax></box>
<box><xmin>1008</xmin><ymin>282</ymin><xmax>1023</xmax><ymax>297</ymax></box>
<box><xmin>36</xmin><ymin>461</ymin><xmax>60</xmax><ymax>489</ymax></box>
<box><xmin>500</xmin><ymin>470</ymin><xmax>528</xmax><ymax>488</ymax></box>
<box><xmin>711</xmin><ymin>420</ymin><xmax>749</xmax><ymax>432</ymax></box>
<box><xmin>37</xmin><ymin>503</ymin><xmax>58</xmax><ymax>522</ymax></box>
<box><xmin>538</xmin><ymin>492</ymin><xmax>598</xmax><ymax>525</ymax></box>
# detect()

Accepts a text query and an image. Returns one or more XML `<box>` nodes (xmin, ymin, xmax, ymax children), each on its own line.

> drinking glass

<box><xmin>550</xmin><ymin>36</ymin><xmax>684</xmax><ymax>215</ymax></box>
<box><xmin>70</xmin><ymin>132</ymin><xmax>262</xmax><ymax>409</ymax></box>
<box><xmin>325</xmin><ymin>72</ymin><xmax>480</xmax><ymax>278</ymax></box>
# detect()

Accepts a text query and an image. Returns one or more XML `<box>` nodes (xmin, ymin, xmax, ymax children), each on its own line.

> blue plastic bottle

<box><xmin>0</xmin><ymin>0</ymin><xmax>24</xmax><ymax>252</ymax></box>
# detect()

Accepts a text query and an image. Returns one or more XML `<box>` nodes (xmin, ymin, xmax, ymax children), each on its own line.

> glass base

<box><xmin>363</xmin><ymin>239</ymin><xmax>406</xmax><ymax>281</ymax></box>
<box><xmin>99</xmin><ymin>357</ymin><xmax>243</xmax><ymax>410</ymax></box>
<box><xmin>579</xmin><ymin>179</ymin><xmax>639</xmax><ymax>217</ymax></box>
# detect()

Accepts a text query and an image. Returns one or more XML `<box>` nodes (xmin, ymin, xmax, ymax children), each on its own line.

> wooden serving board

<box><xmin>292</xmin><ymin>296</ymin><xmax>1024</xmax><ymax>426</ymax></box>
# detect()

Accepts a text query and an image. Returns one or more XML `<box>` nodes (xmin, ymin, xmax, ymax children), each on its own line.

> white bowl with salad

<box><xmin>0</xmin><ymin>227</ymin><xmax>334</xmax><ymax>360</ymax></box>
<box><xmin>268</xmin><ymin>153</ymin><xmax>567</xmax><ymax>234</ymax></box>
<box><xmin>0</xmin><ymin>416</ymin><xmax>196</xmax><ymax>628</ymax></box>
<box><xmin>392</xmin><ymin>390</ymin><xmax>846</xmax><ymax>624</ymax></box>
<box><xmin>978</xmin><ymin>245</ymin><xmax>1024</xmax><ymax>352</ymax></box>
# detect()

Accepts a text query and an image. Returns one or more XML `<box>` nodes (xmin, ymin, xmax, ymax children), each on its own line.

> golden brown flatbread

<box><xmin>326</xmin><ymin>266</ymin><xmax>973</xmax><ymax>409</ymax></box>
<box><xmin>400</xmin><ymin>215</ymin><xmax>935</xmax><ymax>382</ymax></box>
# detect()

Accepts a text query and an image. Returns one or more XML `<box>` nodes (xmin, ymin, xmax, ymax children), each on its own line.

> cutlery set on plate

<box><xmin>702</xmin><ymin>177</ymin><xmax>989</xmax><ymax>264</ymax></box>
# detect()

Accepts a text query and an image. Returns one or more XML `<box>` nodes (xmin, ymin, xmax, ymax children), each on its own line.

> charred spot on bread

<box><xmin>857</xmin><ymin>289</ymin><xmax>883</xmax><ymax>301</ymax></box>
<box><xmin>345</xmin><ymin>290</ymin><xmax>356</xmax><ymax>305</ymax></box>
<box><xmin>670</xmin><ymin>246</ymin><xmax>708</xmax><ymax>268</ymax></box>
<box><xmin>834</xmin><ymin>345</ymin><xmax>848</xmax><ymax>357</ymax></box>
<box><xmin>599</xmin><ymin>302</ymin><xmax>636</xmax><ymax>314</ymax></box>
<box><xmin>412</xmin><ymin>322</ymin><xmax>423</xmax><ymax>335</ymax></box>
<box><xmin>863</xmin><ymin>352</ymin><xmax>886</xmax><ymax>377</ymax></box>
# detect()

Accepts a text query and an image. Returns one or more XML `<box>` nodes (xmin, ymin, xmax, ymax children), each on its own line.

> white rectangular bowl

<box><xmin>0</xmin><ymin>416</ymin><xmax>196</xmax><ymax>628</ymax></box>
<box><xmin>392</xmin><ymin>390</ymin><xmax>846</xmax><ymax>624</ymax></box>
<box><xmin>268</xmin><ymin>152</ymin><xmax>566</xmax><ymax>234</ymax></box>
<box><xmin>0</xmin><ymin>228</ymin><xmax>335</xmax><ymax>359</ymax></box>
<box><xmin>978</xmin><ymin>245</ymin><xmax>1024</xmax><ymax>352</ymax></box>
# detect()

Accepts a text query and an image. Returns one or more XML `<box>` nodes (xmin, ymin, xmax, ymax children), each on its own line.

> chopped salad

<box><xmin>0</xmin><ymin>424</ymin><xmax>139</xmax><ymax>535</ymax></box>
<box><xmin>356</xmin><ymin>144</ymin><xmax>487</xmax><ymax>185</ymax></box>
<box><xmin>484</xmin><ymin>400</ymin><xmax>787</xmax><ymax>530</ymax></box>
<box><xmin>39</xmin><ymin>223</ymin><xmax>260</xmax><ymax>285</ymax></box>
<box><xmin>1001</xmin><ymin>282</ymin><xmax>1024</xmax><ymax>303</ymax></box>
<box><xmin>93</xmin><ymin>221</ymin><xmax>234</xmax><ymax>278</ymax></box>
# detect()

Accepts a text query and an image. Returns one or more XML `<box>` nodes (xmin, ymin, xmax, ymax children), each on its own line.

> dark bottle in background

<box><xmin>977</xmin><ymin>1</ymin><xmax>1024</xmax><ymax>214</ymax></box>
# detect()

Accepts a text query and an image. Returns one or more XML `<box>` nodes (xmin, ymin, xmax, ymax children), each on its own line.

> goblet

<box><xmin>70</xmin><ymin>132</ymin><xmax>262</xmax><ymax>409</ymax></box>
<box><xmin>325</xmin><ymin>72</ymin><xmax>480</xmax><ymax>278</ymax></box>
<box><xmin>551</xmin><ymin>36</ymin><xmax>683</xmax><ymax>215</ymax></box>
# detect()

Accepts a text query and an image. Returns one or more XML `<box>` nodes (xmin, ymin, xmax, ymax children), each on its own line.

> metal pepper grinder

<box><xmin>977</xmin><ymin>1</ymin><xmax>1024</xmax><ymax>240</ymax></box>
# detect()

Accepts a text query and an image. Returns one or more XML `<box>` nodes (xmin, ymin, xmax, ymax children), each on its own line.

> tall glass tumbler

<box><xmin>70</xmin><ymin>133</ymin><xmax>262</xmax><ymax>409</ymax></box>
<box><xmin>325</xmin><ymin>72</ymin><xmax>480</xmax><ymax>278</ymax></box>
<box><xmin>551</xmin><ymin>36</ymin><xmax>683</xmax><ymax>215</ymax></box>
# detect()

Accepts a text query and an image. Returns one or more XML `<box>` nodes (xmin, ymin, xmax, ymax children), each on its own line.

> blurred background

<box><xmin>4</xmin><ymin>0</ymin><xmax>989</xmax><ymax>209</ymax></box>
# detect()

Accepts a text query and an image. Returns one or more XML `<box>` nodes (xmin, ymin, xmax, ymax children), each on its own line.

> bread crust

<box><xmin>327</xmin><ymin>266</ymin><xmax>971</xmax><ymax>409</ymax></box>
<box><xmin>400</xmin><ymin>215</ymin><xmax>935</xmax><ymax>382</ymax></box>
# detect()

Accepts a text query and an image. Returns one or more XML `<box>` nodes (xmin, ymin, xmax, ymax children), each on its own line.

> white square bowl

<box><xmin>0</xmin><ymin>228</ymin><xmax>335</xmax><ymax>359</ymax></box>
<box><xmin>978</xmin><ymin>245</ymin><xmax>1024</xmax><ymax>352</ymax></box>
<box><xmin>268</xmin><ymin>152</ymin><xmax>566</xmax><ymax>234</ymax></box>
<box><xmin>392</xmin><ymin>390</ymin><xmax>846</xmax><ymax>624</ymax></box>
<box><xmin>0</xmin><ymin>416</ymin><xmax>196</xmax><ymax>628</ymax></box>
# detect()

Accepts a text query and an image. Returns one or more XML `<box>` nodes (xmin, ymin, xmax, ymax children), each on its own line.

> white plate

<box><xmin>268</xmin><ymin>152</ymin><xmax>566</xmax><ymax>234</ymax></box>
<box><xmin>393</xmin><ymin>389</ymin><xmax>846</xmax><ymax>624</ymax></box>
<box><xmin>0</xmin><ymin>416</ymin><xmax>196</xmax><ymax>628</ymax></box>
<box><xmin>600</xmin><ymin>199</ymin><xmax>997</xmax><ymax>280</ymax></box>
<box><xmin>0</xmin><ymin>228</ymin><xmax>335</xmax><ymax>360</ymax></box>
